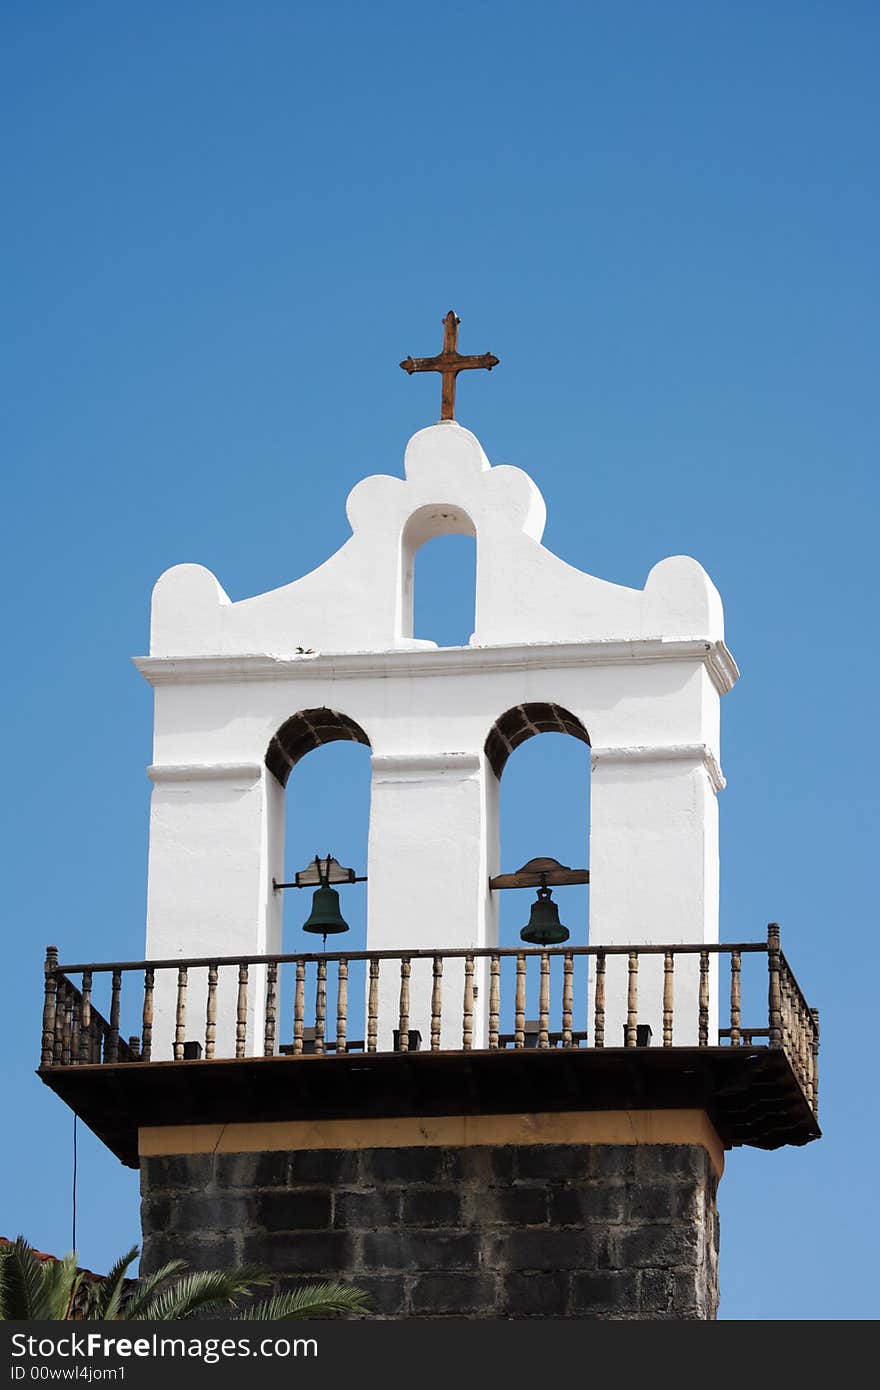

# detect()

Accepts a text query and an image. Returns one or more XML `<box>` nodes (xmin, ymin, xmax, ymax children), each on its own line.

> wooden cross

<box><xmin>400</xmin><ymin>311</ymin><xmax>499</xmax><ymax>421</ymax></box>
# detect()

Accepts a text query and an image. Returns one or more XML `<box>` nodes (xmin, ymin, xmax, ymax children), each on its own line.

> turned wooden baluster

<box><xmin>431</xmin><ymin>955</ymin><xmax>443</xmax><ymax>1051</ymax></box>
<box><xmin>514</xmin><ymin>952</ymin><xmax>526</xmax><ymax>1049</ymax></box>
<box><xmin>767</xmin><ymin>923</ymin><xmax>782</xmax><ymax>1048</ymax></box>
<box><xmin>173</xmin><ymin>966</ymin><xmax>188</xmax><ymax>1061</ymax></box>
<box><xmin>235</xmin><ymin>964</ymin><xmax>248</xmax><ymax>1058</ymax></box>
<box><xmin>314</xmin><ymin>960</ymin><xmax>327</xmax><ymax>1056</ymax></box>
<box><xmin>561</xmin><ymin>952</ymin><xmax>574</xmax><ymax>1048</ymax></box>
<box><xmin>397</xmin><ymin>957</ymin><xmax>411</xmax><ymax>1052</ymax></box>
<box><xmin>206</xmin><ymin>963</ymin><xmax>219</xmax><ymax>1060</ymax></box>
<box><xmin>128</xmin><ymin>1035</ymin><xmax>141</xmax><ymax>1060</ymax></box>
<box><xmin>538</xmin><ymin>953</ymin><xmax>550</xmax><ymax>1049</ymax></box>
<box><xmin>625</xmin><ymin>953</ymin><xmax>639</xmax><ymax>1048</ymax></box>
<box><xmin>262</xmin><ymin>962</ymin><xmax>277</xmax><ymax>1058</ymax></box>
<box><xmin>141</xmin><ymin>967</ymin><xmax>154</xmax><ymax>1063</ymax></box>
<box><xmin>41</xmin><ymin>946</ymin><xmax>59</xmax><ymax>1067</ymax></box>
<box><xmin>810</xmin><ymin>1007</ymin><xmax>820</xmax><ymax>1115</ymax></box>
<box><xmin>70</xmin><ymin>990</ymin><xmax>80</xmax><ymax>1065</ymax></box>
<box><xmin>336</xmin><ymin>959</ymin><xmax>348</xmax><ymax>1055</ymax></box>
<box><xmin>779</xmin><ymin>967</ymin><xmax>792</xmax><ymax>1061</ymax></box>
<box><xmin>463</xmin><ymin>954</ymin><xmax>475</xmax><ymax>1051</ymax></box>
<box><xmin>662</xmin><ymin>951</ymin><xmax>674</xmax><ymax>1047</ymax></box>
<box><xmin>594</xmin><ymin>951</ymin><xmax>606</xmax><ymax>1048</ymax></box>
<box><xmin>798</xmin><ymin>997</ymin><xmax>809</xmax><ymax>1095</ymax></box>
<box><xmin>367</xmin><ymin>958</ymin><xmax>379</xmax><ymax>1053</ymax></box>
<box><xmin>729</xmin><ymin>950</ymin><xmax>741</xmax><ymax>1046</ymax></box>
<box><xmin>489</xmin><ymin>954</ymin><xmax>501</xmax><ymax>1050</ymax></box>
<box><xmin>293</xmin><ymin>960</ymin><xmax>306</xmax><ymax>1055</ymax></box>
<box><xmin>79</xmin><ymin>969</ymin><xmax>92</xmax><ymax>1066</ymax></box>
<box><xmin>53</xmin><ymin>982</ymin><xmax>66</xmax><ymax>1064</ymax></box>
<box><xmin>698</xmin><ymin>951</ymin><xmax>709</xmax><ymax>1047</ymax></box>
<box><xmin>107</xmin><ymin>968</ymin><xmax>123</xmax><ymax>1064</ymax></box>
<box><xmin>61</xmin><ymin>991</ymin><xmax>73</xmax><ymax>1066</ymax></box>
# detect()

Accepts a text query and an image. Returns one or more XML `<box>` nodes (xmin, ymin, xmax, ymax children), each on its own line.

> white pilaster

<box><xmin>588</xmin><ymin>745</ymin><xmax>722</xmax><ymax>1045</ymax></box>
<box><xmin>145</xmin><ymin>762</ymin><xmax>284</xmax><ymax>1057</ymax></box>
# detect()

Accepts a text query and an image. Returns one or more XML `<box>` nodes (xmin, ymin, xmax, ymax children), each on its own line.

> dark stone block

<box><xmin>500</xmin><ymin>1228</ymin><xmax>608</xmax><ymax>1272</ymax></box>
<box><xmin>628</xmin><ymin>1182</ymin><xmax>697</xmax><ymax>1222</ymax></box>
<box><xmin>252</xmin><ymin>1151</ymin><xmax>291</xmax><ymax>1188</ymax></box>
<box><xmin>401</xmin><ymin>1189</ymin><xmax>462</xmax><ymax>1227</ymax></box>
<box><xmin>362</xmin><ymin>1231</ymin><xmax>479</xmax><ymax>1272</ymax></box>
<box><xmin>515</xmin><ymin>1146</ymin><xmax>590</xmax><ymax>1181</ymax></box>
<box><xmin>613</xmin><ymin>1222</ymin><xmax>701</xmax><ymax>1270</ymax></box>
<box><xmin>569</xmin><ymin>1270</ymin><xmax>637</xmax><ymax>1315</ymax></box>
<box><xmin>212</xmin><ymin>1152</ymin><xmax>262</xmax><ymax>1191</ymax></box>
<box><xmin>550</xmin><ymin>1186</ymin><xmax>624</xmax><ymax>1225</ymax></box>
<box><xmin>634</xmin><ymin>1145</ymin><xmax>707</xmax><ymax>1181</ymax></box>
<box><xmin>143</xmin><ymin>1153</ymin><xmax>213</xmax><ymax>1191</ymax></box>
<box><xmin>489</xmin><ymin>1147</ymin><xmax>518</xmax><ymax>1183</ymax></box>
<box><xmin>172</xmin><ymin>1193</ymin><xmax>253</xmax><ymax>1233</ymax></box>
<box><xmin>334</xmin><ymin>1190</ymin><xmax>402</xmax><ymax>1229</ymax></box>
<box><xmin>342</xmin><ymin>1275</ymin><xmax>406</xmax><ymax>1318</ymax></box>
<box><xmin>241</xmin><ymin>1231</ymin><xmax>351</xmax><ymax>1275</ymax></box>
<box><xmin>411</xmin><ymin>1274</ymin><xmax>497</xmax><ymax>1316</ymax></box>
<box><xmin>258</xmin><ymin>1190</ymin><xmax>332</xmax><ymax>1232</ymax></box>
<box><xmin>503</xmin><ymin>1272</ymin><xmax>570</xmax><ymax>1316</ymax></box>
<box><xmin>360</xmin><ymin>1231</ymin><xmax>403</xmax><ymax>1272</ymax></box>
<box><xmin>638</xmin><ymin>1269</ymin><xmax>674</xmax><ymax>1315</ymax></box>
<box><xmin>140</xmin><ymin>1195</ymin><xmax>172</xmax><ymax>1229</ymax></box>
<box><xmin>674</xmin><ymin>1269</ymin><xmax>708</xmax><ymax>1315</ymax></box>
<box><xmin>590</xmin><ymin>1146</ymin><xmax>637</xmax><ymax>1180</ymax></box>
<box><xmin>364</xmin><ymin>1147</ymin><xmax>447</xmax><ymax>1184</ymax></box>
<box><xmin>492</xmin><ymin>1187</ymin><xmax>548</xmax><ymax>1226</ymax></box>
<box><xmin>141</xmin><ymin>1235</ymin><xmax>239</xmax><ymax>1276</ymax></box>
<box><xmin>288</xmin><ymin>1149</ymin><xmax>360</xmax><ymax>1185</ymax></box>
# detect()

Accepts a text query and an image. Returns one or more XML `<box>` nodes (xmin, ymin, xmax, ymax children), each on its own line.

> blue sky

<box><xmin>2</xmin><ymin>1</ymin><xmax>877</xmax><ymax>1319</ymax></box>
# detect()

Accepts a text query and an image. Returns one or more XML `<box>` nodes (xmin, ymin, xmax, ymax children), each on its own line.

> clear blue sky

<box><xmin>2</xmin><ymin>1</ymin><xmax>877</xmax><ymax>1320</ymax></box>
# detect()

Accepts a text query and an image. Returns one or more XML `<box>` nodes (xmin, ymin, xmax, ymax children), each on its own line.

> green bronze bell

<box><xmin>302</xmin><ymin>884</ymin><xmax>350</xmax><ymax>936</ymax></box>
<box><xmin>520</xmin><ymin>886</ymin><xmax>569</xmax><ymax>946</ymax></box>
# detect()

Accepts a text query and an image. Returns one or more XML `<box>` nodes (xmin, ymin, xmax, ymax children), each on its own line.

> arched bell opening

<box><xmin>485</xmin><ymin>703</ymin><xmax>591</xmax><ymax>1041</ymax></box>
<box><xmin>400</xmin><ymin>503</ymin><xmax>477</xmax><ymax>647</ymax></box>
<box><xmin>265</xmin><ymin>709</ymin><xmax>372</xmax><ymax>1054</ymax></box>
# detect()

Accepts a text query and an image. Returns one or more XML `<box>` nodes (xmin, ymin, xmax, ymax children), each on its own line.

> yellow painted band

<box><xmin>139</xmin><ymin>1109</ymin><xmax>724</xmax><ymax>1178</ymax></box>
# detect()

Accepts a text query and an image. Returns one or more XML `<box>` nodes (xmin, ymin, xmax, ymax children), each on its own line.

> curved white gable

<box><xmin>150</xmin><ymin>422</ymin><xmax>724</xmax><ymax>657</ymax></box>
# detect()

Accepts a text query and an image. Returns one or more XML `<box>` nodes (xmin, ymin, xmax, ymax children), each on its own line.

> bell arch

<box><xmin>484</xmin><ymin>702</ymin><xmax>592</xmax><ymax>1035</ymax></box>
<box><xmin>484</xmin><ymin>702</ymin><xmax>591</xmax><ymax>780</ymax></box>
<box><xmin>265</xmin><ymin>708</ymin><xmax>371</xmax><ymax>786</ymax></box>
<box><xmin>400</xmin><ymin>503</ymin><xmax>477</xmax><ymax>645</ymax></box>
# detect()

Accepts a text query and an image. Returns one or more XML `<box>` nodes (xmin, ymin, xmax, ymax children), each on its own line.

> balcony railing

<box><xmin>40</xmin><ymin>925</ymin><xmax>819</xmax><ymax>1119</ymax></box>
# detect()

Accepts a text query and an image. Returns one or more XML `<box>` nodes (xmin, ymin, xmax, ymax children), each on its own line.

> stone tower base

<box><xmin>139</xmin><ymin>1111</ymin><xmax>721</xmax><ymax>1320</ymax></box>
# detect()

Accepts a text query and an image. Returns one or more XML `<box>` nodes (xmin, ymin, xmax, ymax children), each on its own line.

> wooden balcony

<box><xmin>38</xmin><ymin>927</ymin><xmax>820</xmax><ymax>1167</ymax></box>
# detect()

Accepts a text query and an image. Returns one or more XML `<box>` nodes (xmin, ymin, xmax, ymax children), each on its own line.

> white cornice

<box><xmin>134</xmin><ymin>637</ymin><xmax>738</xmax><ymax>692</ymax></box>
<box><xmin>591</xmin><ymin>742</ymin><xmax>726</xmax><ymax>793</ymax></box>
<box><xmin>371</xmin><ymin>752</ymin><xmax>482</xmax><ymax>779</ymax></box>
<box><xmin>147</xmin><ymin>762</ymin><xmax>263</xmax><ymax>784</ymax></box>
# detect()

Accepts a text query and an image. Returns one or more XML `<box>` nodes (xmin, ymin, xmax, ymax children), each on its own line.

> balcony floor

<box><xmin>38</xmin><ymin>1044</ymin><xmax>820</xmax><ymax>1169</ymax></box>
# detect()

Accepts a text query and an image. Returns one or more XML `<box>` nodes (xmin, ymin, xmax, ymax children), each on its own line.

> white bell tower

<box><xmin>137</xmin><ymin>402</ymin><xmax>737</xmax><ymax>1056</ymax></box>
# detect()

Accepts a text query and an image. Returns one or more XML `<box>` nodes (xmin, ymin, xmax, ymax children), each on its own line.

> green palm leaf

<box><xmin>116</xmin><ymin>1258</ymin><xmax>189</xmax><ymax>1320</ymax></box>
<box><xmin>237</xmin><ymin>1283</ymin><xmax>372</xmax><ymax>1319</ymax></box>
<box><xmin>0</xmin><ymin>1237</ymin><xmax>52</xmax><ymax>1320</ymax></box>
<box><xmin>88</xmin><ymin>1245</ymin><xmax>139</xmax><ymax>1320</ymax></box>
<box><xmin>133</xmin><ymin>1266</ymin><xmax>272</xmax><ymax>1321</ymax></box>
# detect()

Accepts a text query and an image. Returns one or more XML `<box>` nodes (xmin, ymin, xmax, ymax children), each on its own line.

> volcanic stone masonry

<box><xmin>140</xmin><ymin>1142</ymin><xmax>719</xmax><ymax>1320</ymax></box>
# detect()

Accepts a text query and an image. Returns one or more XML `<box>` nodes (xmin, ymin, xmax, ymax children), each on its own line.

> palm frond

<box><xmin>91</xmin><ymin>1246</ymin><xmax>140</xmax><ymax>1320</ymax></box>
<box><xmin>118</xmin><ymin>1259</ymin><xmax>190</xmax><ymax>1320</ymax></box>
<box><xmin>35</xmin><ymin>1253</ymin><xmax>83</xmax><ymax>1321</ymax></box>
<box><xmin>132</xmin><ymin>1267</ymin><xmax>272</xmax><ymax>1321</ymax></box>
<box><xmin>237</xmin><ymin>1283</ymin><xmax>372</xmax><ymax>1319</ymax></box>
<box><xmin>0</xmin><ymin>1237</ymin><xmax>49</xmax><ymax>1320</ymax></box>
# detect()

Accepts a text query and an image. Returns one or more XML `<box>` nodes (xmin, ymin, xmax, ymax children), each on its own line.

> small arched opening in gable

<box><xmin>401</xmin><ymin>503</ymin><xmax>477</xmax><ymax>648</ymax></box>
<box><xmin>265</xmin><ymin>708</ymin><xmax>372</xmax><ymax>1052</ymax></box>
<box><xmin>485</xmin><ymin>703</ymin><xmax>591</xmax><ymax>1038</ymax></box>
